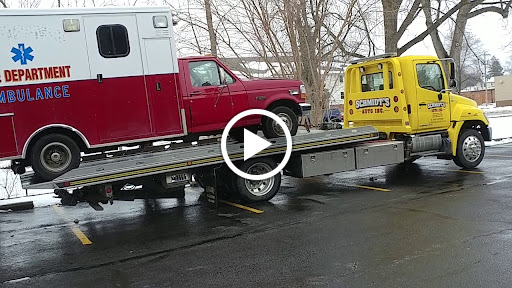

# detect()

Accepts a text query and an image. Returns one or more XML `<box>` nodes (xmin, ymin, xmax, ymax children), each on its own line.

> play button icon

<box><xmin>243</xmin><ymin>129</ymin><xmax>271</xmax><ymax>161</ymax></box>
<box><xmin>221</xmin><ymin>109</ymin><xmax>293</xmax><ymax>181</ymax></box>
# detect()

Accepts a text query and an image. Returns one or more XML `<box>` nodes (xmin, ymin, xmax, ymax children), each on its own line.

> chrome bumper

<box><xmin>299</xmin><ymin>103</ymin><xmax>311</xmax><ymax>115</ymax></box>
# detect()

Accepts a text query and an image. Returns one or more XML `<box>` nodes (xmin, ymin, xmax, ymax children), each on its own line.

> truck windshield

<box><xmin>416</xmin><ymin>63</ymin><xmax>444</xmax><ymax>92</ymax></box>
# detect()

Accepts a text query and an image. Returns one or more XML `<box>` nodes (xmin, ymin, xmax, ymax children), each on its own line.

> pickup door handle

<box><xmin>419</xmin><ymin>103</ymin><xmax>427</xmax><ymax>106</ymax></box>
<box><xmin>97</xmin><ymin>74</ymin><xmax>103</xmax><ymax>83</ymax></box>
<box><xmin>190</xmin><ymin>91</ymin><xmax>202</xmax><ymax>96</ymax></box>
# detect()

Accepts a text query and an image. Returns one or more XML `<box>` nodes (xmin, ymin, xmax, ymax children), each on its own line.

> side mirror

<box><xmin>449</xmin><ymin>79</ymin><xmax>457</xmax><ymax>88</ymax></box>
<box><xmin>219</xmin><ymin>67</ymin><xmax>227</xmax><ymax>86</ymax></box>
<box><xmin>449</xmin><ymin>62</ymin><xmax>456</xmax><ymax>80</ymax></box>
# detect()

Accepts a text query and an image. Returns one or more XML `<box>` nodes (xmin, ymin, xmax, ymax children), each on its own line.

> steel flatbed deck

<box><xmin>21</xmin><ymin>126</ymin><xmax>379</xmax><ymax>190</ymax></box>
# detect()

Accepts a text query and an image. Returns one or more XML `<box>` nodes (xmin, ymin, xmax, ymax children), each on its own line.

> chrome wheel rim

<box><xmin>272</xmin><ymin>112</ymin><xmax>292</xmax><ymax>136</ymax></box>
<box><xmin>40</xmin><ymin>142</ymin><xmax>72</xmax><ymax>173</ymax></box>
<box><xmin>462</xmin><ymin>135</ymin><xmax>482</xmax><ymax>162</ymax></box>
<box><xmin>244</xmin><ymin>163</ymin><xmax>275</xmax><ymax>196</ymax></box>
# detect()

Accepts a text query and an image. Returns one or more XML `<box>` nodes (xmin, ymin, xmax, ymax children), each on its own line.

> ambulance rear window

<box><xmin>97</xmin><ymin>25</ymin><xmax>130</xmax><ymax>58</ymax></box>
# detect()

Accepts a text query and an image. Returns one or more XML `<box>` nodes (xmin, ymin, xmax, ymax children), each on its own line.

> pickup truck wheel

<box><xmin>30</xmin><ymin>134</ymin><xmax>81</xmax><ymax>181</ymax></box>
<box><xmin>229</xmin><ymin>126</ymin><xmax>258</xmax><ymax>143</ymax></box>
<box><xmin>233</xmin><ymin>158</ymin><xmax>281</xmax><ymax>202</ymax></box>
<box><xmin>262</xmin><ymin>106</ymin><xmax>298</xmax><ymax>138</ymax></box>
<box><xmin>453</xmin><ymin>129</ymin><xmax>485</xmax><ymax>168</ymax></box>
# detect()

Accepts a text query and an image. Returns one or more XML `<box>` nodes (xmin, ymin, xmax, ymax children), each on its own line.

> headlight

<box><xmin>300</xmin><ymin>84</ymin><xmax>307</xmax><ymax>99</ymax></box>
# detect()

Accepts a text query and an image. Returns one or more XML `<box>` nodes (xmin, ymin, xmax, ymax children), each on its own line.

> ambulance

<box><xmin>0</xmin><ymin>7</ymin><xmax>309</xmax><ymax>180</ymax></box>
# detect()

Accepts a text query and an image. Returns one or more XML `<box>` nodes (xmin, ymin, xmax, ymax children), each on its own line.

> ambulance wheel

<box><xmin>453</xmin><ymin>129</ymin><xmax>485</xmax><ymax>169</ymax></box>
<box><xmin>233</xmin><ymin>158</ymin><xmax>281</xmax><ymax>203</ymax></box>
<box><xmin>31</xmin><ymin>134</ymin><xmax>81</xmax><ymax>181</ymax></box>
<box><xmin>262</xmin><ymin>106</ymin><xmax>298</xmax><ymax>138</ymax></box>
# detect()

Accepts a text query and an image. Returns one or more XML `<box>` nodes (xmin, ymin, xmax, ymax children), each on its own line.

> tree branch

<box><xmin>0</xmin><ymin>0</ymin><xmax>7</xmax><ymax>8</ymax></box>
<box><xmin>468</xmin><ymin>2</ymin><xmax>512</xmax><ymax>18</ymax></box>
<box><xmin>396</xmin><ymin>0</ymin><xmax>422</xmax><ymax>40</ymax></box>
<box><xmin>398</xmin><ymin>0</ymin><xmax>466</xmax><ymax>55</ymax></box>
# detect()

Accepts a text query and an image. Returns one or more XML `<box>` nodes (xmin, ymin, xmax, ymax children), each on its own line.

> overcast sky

<box><xmin>8</xmin><ymin>1</ymin><xmax>512</xmax><ymax>66</ymax></box>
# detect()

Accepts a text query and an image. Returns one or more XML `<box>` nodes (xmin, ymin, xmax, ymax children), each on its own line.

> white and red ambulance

<box><xmin>0</xmin><ymin>7</ymin><xmax>309</xmax><ymax>180</ymax></box>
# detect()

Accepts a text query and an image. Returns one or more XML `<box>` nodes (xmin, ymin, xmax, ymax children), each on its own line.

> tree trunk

<box><xmin>204</xmin><ymin>0</ymin><xmax>218</xmax><ymax>56</ymax></box>
<box><xmin>382</xmin><ymin>0</ymin><xmax>400</xmax><ymax>53</ymax></box>
<box><xmin>450</xmin><ymin>2</ymin><xmax>473</xmax><ymax>92</ymax></box>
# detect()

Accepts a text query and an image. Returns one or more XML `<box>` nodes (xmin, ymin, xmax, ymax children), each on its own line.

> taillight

<box><xmin>300</xmin><ymin>84</ymin><xmax>307</xmax><ymax>99</ymax></box>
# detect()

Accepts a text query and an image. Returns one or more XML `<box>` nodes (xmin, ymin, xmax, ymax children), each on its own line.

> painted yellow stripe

<box><xmin>350</xmin><ymin>185</ymin><xmax>391</xmax><ymax>192</ymax></box>
<box><xmin>70</xmin><ymin>162</ymin><xmax>188</xmax><ymax>186</ymax></box>
<box><xmin>53</xmin><ymin>205</ymin><xmax>92</xmax><ymax>245</ymax></box>
<box><xmin>486</xmin><ymin>154</ymin><xmax>512</xmax><ymax>158</ymax></box>
<box><xmin>449</xmin><ymin>169</ymin><xmax>485</xmax><ymax>174</ymax></box>
<box><xmin>68</xmin><ymin>133</ymin><xmax>376</xmax><ymax>187</ymax></box>
<box><xmin>70</xmin><ymin>226</ymin><xmax>93</xmax><ymax>245</ymax></box>
<box><xmin>219</xmin><ymin>200</ymin><xmax>264</xmax><ymax>214</ymax></box>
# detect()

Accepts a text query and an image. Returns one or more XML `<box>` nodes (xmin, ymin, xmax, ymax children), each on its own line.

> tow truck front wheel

<box><xmin>233</xmin><ymin>158</ymin><xmax>281</xmax><ymax>202</ymax></box>
<box><xmin>453</xmin><ymin>129</ymin><xmax>485</xmax><ymax>169</ymax></box>
<box><xmin>31</xmin><ymin>134</ymin><xmax>80</xmax><ymax>181</ymax></box>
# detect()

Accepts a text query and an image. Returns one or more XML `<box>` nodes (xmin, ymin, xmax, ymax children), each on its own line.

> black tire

<box><xmin>453</xmin><ymin>129</ymin><xmax>485</xmax><ymax>169</ymax></box>
<box><xmin>262</xmin><ymin>106</ymin><xmax>298</xmax><ymax>139</ymax></box>
<box><xmin>232</xmin><ymin>158</ymin><xmax>281</xmax><ymax>203</ymax></box>
<box><xmin>229</xmin><ymin>126</ymin><xmax>258</xmax><ymax>143</ymax></box>
<box><xmin>30</xmin><ymin>134</ymin><xmax>80</xmax><ymax>180</ymax></box>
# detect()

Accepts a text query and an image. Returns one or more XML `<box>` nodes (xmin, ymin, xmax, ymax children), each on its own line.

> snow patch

<box><xmin>0</xmin><ymin>193</ymin><xmax>59</xmax><ymax>209</ymax></box>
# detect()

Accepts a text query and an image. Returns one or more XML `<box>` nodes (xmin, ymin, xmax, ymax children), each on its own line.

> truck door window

<box><xmin>361</xmin><ymin>72</ymin><xmax>384</xmax><ymax>92</ymax></box>
<box><xmin>189</xmin><ymin>61</ymin><xmax>221</xmax><ymax>87</ymax></box>
<box><xmin>416</xmin><ymin>63</ymin><xmax>444</xmax><ymax>91</ymax></box>
<box><xmin>96</xmin><ymin>25</ymin><xmax>130</xmax><ymax>58</ymax></box>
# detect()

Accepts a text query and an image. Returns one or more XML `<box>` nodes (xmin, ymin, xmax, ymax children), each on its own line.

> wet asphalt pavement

<box><xmin>1</xmin><ymin>144</ymin><xmax>512</xmax><ymax>288</ymax></box>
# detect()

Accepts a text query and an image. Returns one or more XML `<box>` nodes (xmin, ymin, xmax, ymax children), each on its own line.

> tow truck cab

<box><xmin>344</xmin><ymin>53</ymin><xmax>491</xmax><ymax>168</ymax></box>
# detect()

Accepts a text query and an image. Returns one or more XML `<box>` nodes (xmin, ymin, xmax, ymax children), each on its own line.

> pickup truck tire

<box><xmin>229</xmin><ymin>126</ymin><xmax>259</xmax><ymax>143</ymax></box>
<box><xmin>233</xmin><ymin>157</ymin><xmax>281</xmax><ymax>202</ymax></box>
<box><xmin>262</xmin><ymin>106</ymin><xmax>298</xmax><ymax>138</ymax></box>
<box><xmin>30</xmin><ymin>134</ymin><xmax>81</xmax><ymax>181</ymax></box>
<box><xmin>453</xmin><ymin>129</ymin><xmax>485</xmax><ymax>169</ymax></box>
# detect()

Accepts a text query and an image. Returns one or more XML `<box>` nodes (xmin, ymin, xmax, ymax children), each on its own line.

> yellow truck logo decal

<box><xmin>356</xmin><ymin>97</ymin><xmax>391</xmax><ymax>109</ymax></box>
<box><xmin>427</xmin><ymin>102</ymin><xmax>446</xmax><ymax>109</ymax></box>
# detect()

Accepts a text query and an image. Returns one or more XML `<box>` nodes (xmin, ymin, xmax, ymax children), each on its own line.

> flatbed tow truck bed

<box><xmin>20</xmin><ymin>126</ymin><xmax>404</xmax><ymax>209</ymax></box>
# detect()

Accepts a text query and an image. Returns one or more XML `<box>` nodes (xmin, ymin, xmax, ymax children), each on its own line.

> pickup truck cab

<box><xmin>0</xmin><ymin>7</ymin><xmax>309</xmax><ymax>180</ymax></box>
<box><xmin>344</xmin><ymin>53</ymin><xmax>491</xmax><ymax>168</ymax></box>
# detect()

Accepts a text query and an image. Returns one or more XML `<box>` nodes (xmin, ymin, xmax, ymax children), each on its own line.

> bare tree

<box><xmin>175</xmin><ymin>0</ymin><xmax>376</xmax><ymax>123</ymax></box>
<box><xmin>0</xmin><ymin>0</ymin><xmax>7</xmax><ymax>8</ymax></box>
<box><xmin>204</xmin><ymin>0</ymin><xmax>217</xmax><ymax>56</ymax></box>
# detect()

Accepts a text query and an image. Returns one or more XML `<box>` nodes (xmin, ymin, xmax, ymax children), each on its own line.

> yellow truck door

<box><xmin>414</xmin><ymin>61</ymin><xmax>451</xmax><ymax>132</ymax></box>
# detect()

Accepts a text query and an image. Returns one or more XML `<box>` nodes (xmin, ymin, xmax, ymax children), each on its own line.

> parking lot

<box><xmin>1</xmin><ymin>143</ymin><xmax>512</xmax><ymax>287</ymax></box>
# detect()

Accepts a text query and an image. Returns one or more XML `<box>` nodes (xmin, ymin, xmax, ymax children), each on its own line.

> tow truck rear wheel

<box><xmin>262</xmin><ymin>106</ymin><xmax>298</xmax><ymax>138</ymax></box>
<box><xmin>232</xmin><ymin>158</ymin><xmax>281</xmax><ymax>202</ymax></box>
<box><xmin>453</xmin><ymin>129</ymin><xmax>485</xmax><ymax>169</ymax></box>
<box><xmin>30</xmin><ymin>134</ymin><xmax>81</xmax><ymax>181</ymax></box>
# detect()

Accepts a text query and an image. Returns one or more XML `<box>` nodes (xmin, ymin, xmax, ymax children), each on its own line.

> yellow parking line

<box><xmin>219</xmin><ymin>200</ymin><xmax>264</xmax><ymax>214</ymax></box>
<box><xmin>486</xmin><ymin>154</ymin><xmax>512</xmax><ymax>158</ymax></box>
<box><xmin>448</xmin><ymin>170</ymin><xmax>485</xmax><ymax>174</ymax></box>
<box><xmin>53</xmin><ymin>205</ymin><xmax>92</xmax><ymax>245</ymax></box>
<box><xmin>349</xmin><ymin>185</ymin><xmax>391</xmax><ymax>192</ymax></box>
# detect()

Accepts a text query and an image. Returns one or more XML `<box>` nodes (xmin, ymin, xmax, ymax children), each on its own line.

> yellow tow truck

<box><xmin>344</xmin><ymin>53</ymin><xmax>491</xmax><ymax>168</ymax></box>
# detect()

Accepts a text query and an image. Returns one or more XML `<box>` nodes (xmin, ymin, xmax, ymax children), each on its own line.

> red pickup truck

<box><xmin>0</xmin><ymin>7</ymin><xmax>309</xmax><ymax>180</ymax></box>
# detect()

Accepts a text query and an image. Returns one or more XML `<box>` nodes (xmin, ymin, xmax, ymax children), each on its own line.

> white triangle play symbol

<box><xmin>244</xmin><ymin>129</ymin><xmax>272</xmax><ymax>161</ymax></box>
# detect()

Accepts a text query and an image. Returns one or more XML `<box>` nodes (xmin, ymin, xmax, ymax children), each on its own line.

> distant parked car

<box><xmin>323</xmin><ymin>108</ymin><xmax>344</xmax><ymax>123</ymax></box>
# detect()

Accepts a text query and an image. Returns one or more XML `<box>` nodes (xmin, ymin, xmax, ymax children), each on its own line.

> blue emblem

<box><xmin>11</xmin><ymin>44</ymin><xmax>34</xmax><ymax>65</ymax></box>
